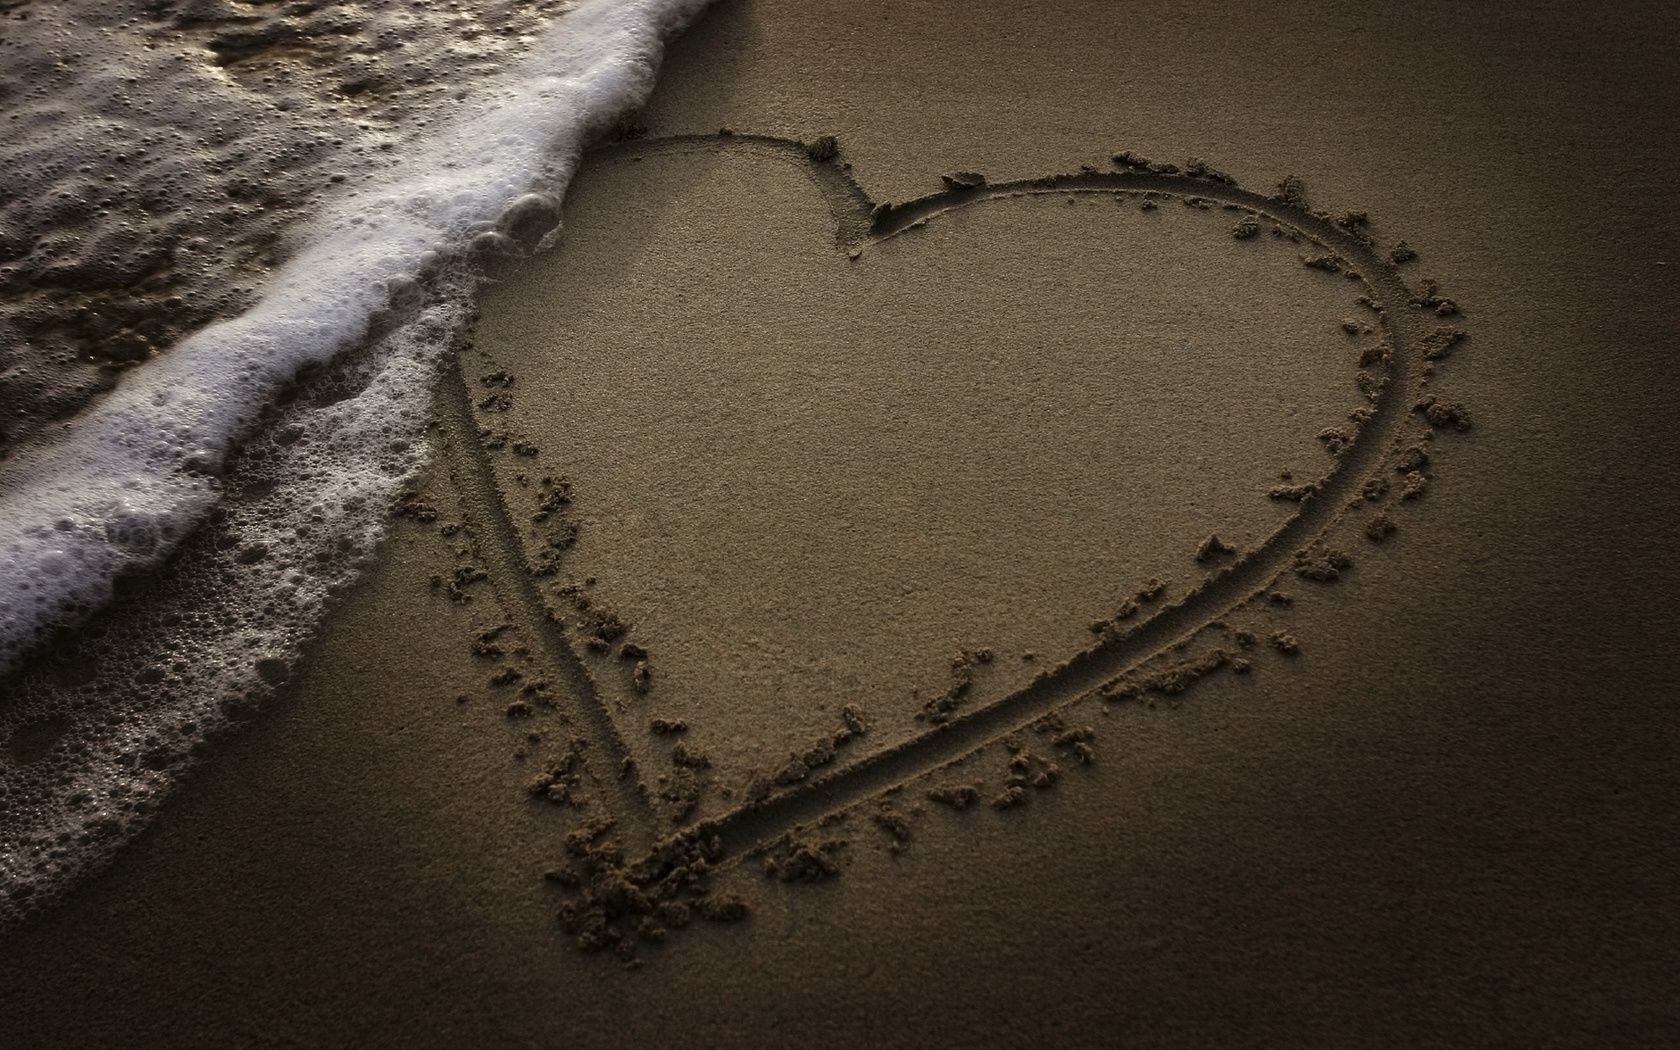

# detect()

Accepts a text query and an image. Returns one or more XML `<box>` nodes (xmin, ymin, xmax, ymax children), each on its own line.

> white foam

<box><xmin>0</xmin><ymin>0</ymin><xmax>710</xmax><ymax>675</ymax></box>
<box><xmin>0</xmin><ymin>0</ymin><xmax>712</xmax><ymax>922</ymax></box>
<box><xmin>1</xmin><ymin>284</ymin><xmax>469</xmax><ymax>923</ymax></box>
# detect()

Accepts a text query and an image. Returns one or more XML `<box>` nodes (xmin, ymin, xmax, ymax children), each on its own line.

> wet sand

<box><xmin>4</xmin><ymin>1</ymin><xmax>1679</xmax><ymax>1045</ymax></box>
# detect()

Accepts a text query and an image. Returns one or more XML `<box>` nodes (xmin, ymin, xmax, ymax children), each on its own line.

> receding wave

<box><xmin>0</xmin><ymin>0</ymin><xmax>709</xmax><ymax>926</ymax></box>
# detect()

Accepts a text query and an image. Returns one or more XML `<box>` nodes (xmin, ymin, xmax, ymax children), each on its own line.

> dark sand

<box><xmin>4</xmin><ymin>1</ymin><xmax>1679</xmax><ymax>1045</ymax></box>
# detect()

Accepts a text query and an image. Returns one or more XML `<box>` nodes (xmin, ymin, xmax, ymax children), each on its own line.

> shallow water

<box><xmin>0</xmin><ymin>0</ymin><xmax>708</xmax><ymax>926</ymax></box>
<box><xmin>0</xmin><ymin>0</ymin><xmax>582</xmax><ymax>446</ymax></box>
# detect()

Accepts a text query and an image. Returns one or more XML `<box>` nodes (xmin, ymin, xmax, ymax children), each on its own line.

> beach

<box><xmin>2</xmin><ymin>1</ymin><xmax>1678</xmax><ymax>1045</ymax></box>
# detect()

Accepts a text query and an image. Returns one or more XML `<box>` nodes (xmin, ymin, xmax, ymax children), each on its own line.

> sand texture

<box><xmin>3</xmin><ymin>1</ymin><xmax>1679</xmax><ymax>1046</ymax></box>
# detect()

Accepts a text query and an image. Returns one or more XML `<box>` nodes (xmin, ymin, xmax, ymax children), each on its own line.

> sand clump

<box><xmin>1089</xmin><ymin>577</ymin><xmax>1168</xmax><ymax>636</ymax></box>
<box><xmin>1293</xmin><ymin>545</ymin><xmax>1354</xmax><ymax>582</ymax></box>
<box><xmin>547</xmin><ymin>820</ymin><xmax>749</xmax><ymax>963</ymax></box>
<box><xmin>1416</xmin><ymin>396</ymin><xmax>1473</xmax><ymax>432</ymax></box>
<box><xmin>671</xmin><ymin>743</ymin><xmax>711</xmax><ymax>769</ymax></box>
<box><xmin>1419</xmin><ymin>325</ymin><xmax>1468</xmax><ymax>361</ymax></box>
<box><xmin>1365</xmin><ymin>514</ymin><xmax>1398</xmax><ymax>543</ymax></box>
<box><xmin>990</xmin><ymin>741</ymin><xmax>1061</xmax><ymax>810</ymax></box>
<box><xmin>1409</xmin><ymin>277</ymin><xmax>1460</xmax><ymax>317</ymax></box>
<box><xmin>870</xmin><ymin>802</ymin><xmax>916</xmax><ymax>854</ymax></box>
<box><xmin>927</xmin><ymin>783</ymin><xmax>984</xmax><ymax>810</ymax></box>
<box><xmin>554</xmin><ymin>583</ymin><xmax>637</xmax><ymax>657</ymax></box>
<box><xmin>741</xmin><ymin>705</ymin><xmax>871</xmax><ymax>803</ymax></box>
<box><xmin>914</xmin><ymin>648</ymin><xmax>996</xmax><ymax>725</ymax></box>
<box><xmin>1128</xmin><ymin>648</ymin><xmax>1236</xmax><ymax>698</ymax></box>
<box><xmin>470</xmin><ymin>623</ymin><xmax>514</xmax><ymax>658</ymax></box>
<box><xmin>526</xmin><ymin>737</ymin><xmax>593</xmax><ymax>808</ymax></box>
<box><xmin>658</xmin><ymin>754</ymin><xmax>709</xmax><ymax>822</ymax></box>
<box><xmin>1395</xmin><ymin>433</ymin><xmax>1436</xmax><ymax>500</ymax></box>
<box><xmin>804</xmin><ymin>135</ymin><xmax>839</xmax><ymax>162</ymax></box>
<box><xmin>1196</xmin><ymin>534</ymin><xmax>1238</xmax><ymax>562</ymax></box>
<box><xmin>1319</xmin><ymin>425</ymin><xmax>1357</xmax><ymax>457</ymax></box>
<box><xmin>1032</xmin><ymin>713</ymin><xmax>1098</xmax><ymax>765</ymax></box>
<box><xmin>762</xmin><ymin>834</ymin><xmax>847</xmax><ymax>882</ymax></box>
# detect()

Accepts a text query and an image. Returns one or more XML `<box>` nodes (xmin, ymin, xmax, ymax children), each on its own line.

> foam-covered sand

<box><xmin>0</xmin><ymin>0</ymin><xmax>709</xmax><ymax>921</ymax></box>
<box><xmin>3</xmin><ymin>1</ymin><xmax>1679</xmax><ymax>1045</ymax></box>
<box><xmin>0</xmin><ymin>0</ymin><xmax>711</xmax><ymax>668</ymax></box>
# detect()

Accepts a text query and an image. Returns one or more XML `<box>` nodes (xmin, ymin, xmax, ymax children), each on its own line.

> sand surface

<box><xmin>4</xmin><ymin>1</ymin><xmax>1679</xmax><ymax>1045</ymax></box>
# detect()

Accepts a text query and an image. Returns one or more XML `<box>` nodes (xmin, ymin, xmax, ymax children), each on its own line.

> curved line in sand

<box><xmin>447</xmin><ymin>133</ymin><xmax>1436</xmax><ymax>861</ymax></box>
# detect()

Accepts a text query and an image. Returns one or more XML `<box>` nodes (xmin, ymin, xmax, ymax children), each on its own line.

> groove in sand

<box><xmin>447</xmin><ymin>133</ymin><xmax>1435</xmax><ymax>866</ymax></box>
<box><xmin>439</xmin><ymin>359</ymin><xmax>660</xmax><ymax>844</ymax></box>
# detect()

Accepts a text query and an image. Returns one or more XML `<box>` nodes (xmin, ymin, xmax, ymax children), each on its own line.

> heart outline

<box><xmin>440</xmin><ymin>133</ymin><xmax>1444</xmax><ymax>867</ymax></box>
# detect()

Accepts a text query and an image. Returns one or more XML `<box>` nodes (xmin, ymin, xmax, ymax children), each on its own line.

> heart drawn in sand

<box><xmin>434</xmin><ymin>133</ymin><xmax>1464</xmax><ymax>949</ymax></box>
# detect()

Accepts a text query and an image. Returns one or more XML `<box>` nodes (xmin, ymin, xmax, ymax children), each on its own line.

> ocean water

<box><xmin>0</xmin><ymin>0</ymin><xmax>708</xmax><ymax>925</ymax></box>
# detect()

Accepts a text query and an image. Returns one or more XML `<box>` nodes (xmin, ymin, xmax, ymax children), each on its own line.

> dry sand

<box><xmin>4</xmin><ymin>0</ymin><xmax>1680</xmax><ymax>1045</ymax></box>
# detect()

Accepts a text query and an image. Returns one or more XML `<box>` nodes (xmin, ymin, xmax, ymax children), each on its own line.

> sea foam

<box><xmin>0</xmin><ymin>0</ymin><xmax>710</xmax><ymax>925</ymax></box>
